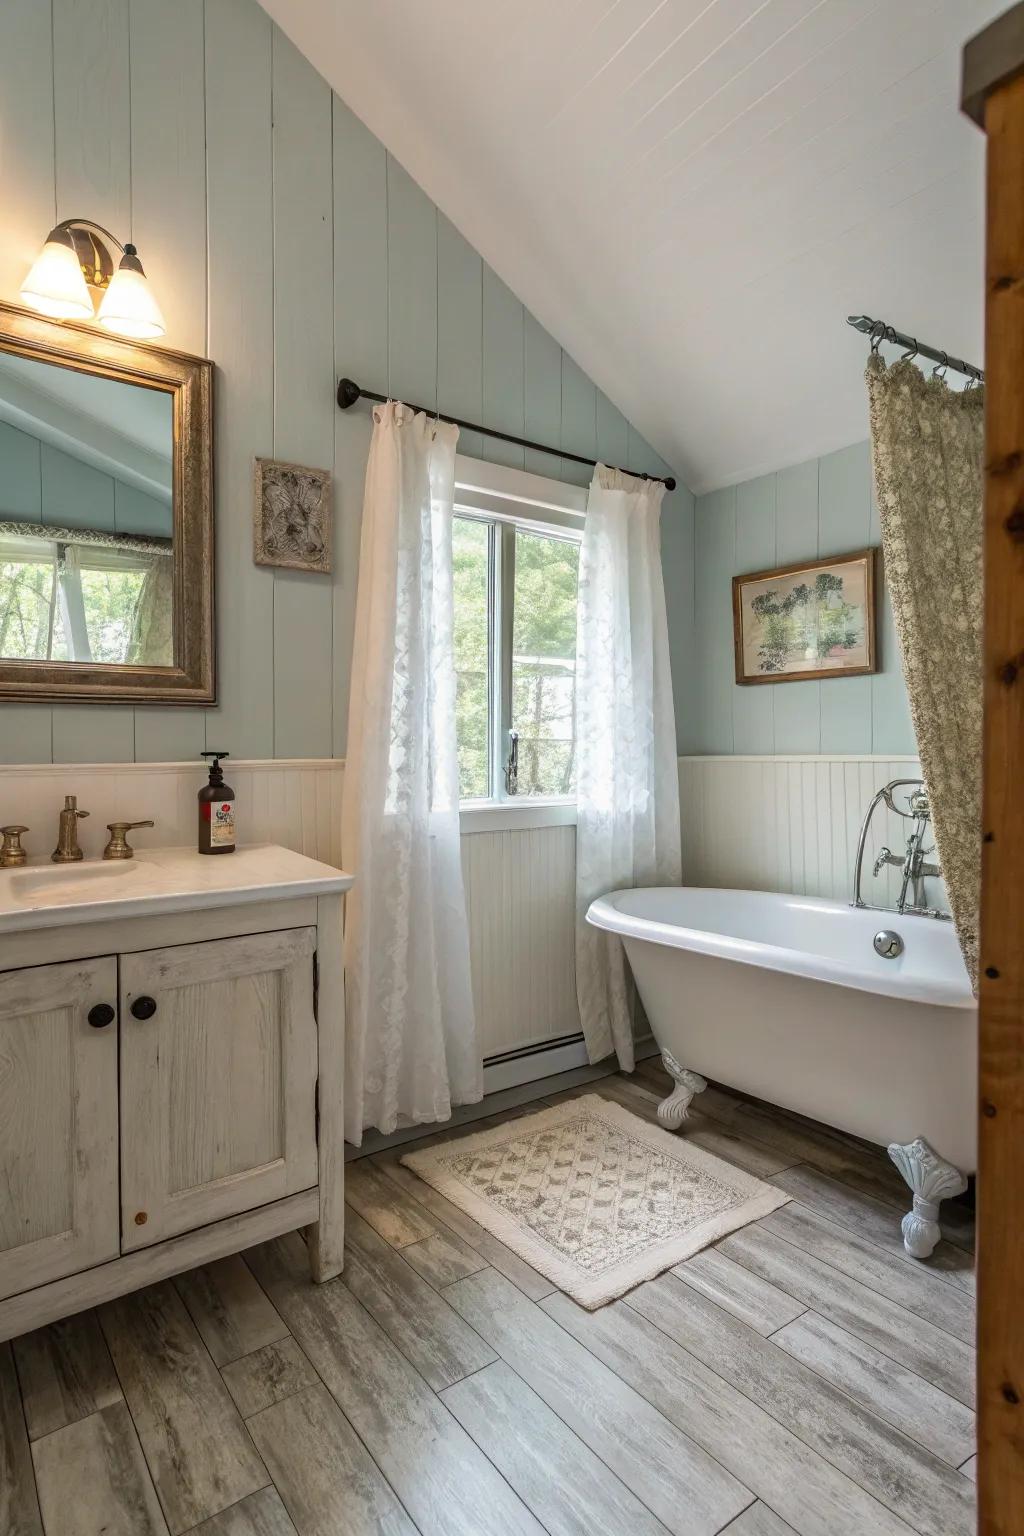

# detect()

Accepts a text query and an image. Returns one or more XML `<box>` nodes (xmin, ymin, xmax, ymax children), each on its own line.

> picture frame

<box><xmin>732</xmin><ymin>547</ymin><xmax>878</xmax><ymax>685</ymax></box>
<box><xmin>253</xmin><ymin>456</ymin><xmax>332</xmax><ymax>574</ymax></box>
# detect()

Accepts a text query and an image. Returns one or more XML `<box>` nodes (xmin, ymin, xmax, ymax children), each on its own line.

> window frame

<box><xmin>452</xmin><ymin>455</ymin><xmax>586</xmax><ymax>832</ymax></box>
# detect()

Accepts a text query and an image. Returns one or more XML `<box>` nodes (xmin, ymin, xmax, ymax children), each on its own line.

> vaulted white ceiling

<box><xmin>262</xmin><ymin>0</ymin><xmax>1002</xmax><ymax>493</ymax></box>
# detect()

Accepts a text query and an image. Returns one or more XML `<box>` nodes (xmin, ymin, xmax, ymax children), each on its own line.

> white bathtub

<box><xmin>587</xmin><ymin>887</ymin><xmax>977</xmax><ymax>1258</ymax></box>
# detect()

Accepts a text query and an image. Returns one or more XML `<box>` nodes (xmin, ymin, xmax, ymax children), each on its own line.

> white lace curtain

<box><xmin>126</xmin><ymin>549</ymin><xmax>174</xmax><ymax>666</ymax></box>
<box><xmin>575</xmin><ymin>465</ymin><xmax>682</xmax><ymax>1069</ymax></box>
<box><xmin>866</xmin><ymin>355</ymin><xmax>985</xmax><ymax>987</ymax></box>
<box><xmin>342</xmin><ymin>402</ymin><xmax>481</xmax><ymax>1144</ymax></box>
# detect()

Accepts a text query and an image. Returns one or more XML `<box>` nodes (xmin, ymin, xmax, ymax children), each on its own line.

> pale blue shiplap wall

<box><xmin>0</xmin><ymin>424</ymin><xmax>171</xmax><ymax>538</ymax></box>
<box><xmin>684</xmin><ymin>440</ymin><xmax>915</xmax><ymax>756</ymax></box>
<box><xmin>0</xmin><ymin>0</ymin><xmax>681</xmax><ymax>765</ymax></box>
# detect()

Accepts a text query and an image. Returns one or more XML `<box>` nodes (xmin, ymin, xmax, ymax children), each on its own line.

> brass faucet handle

<box><xmin>0</xmin><ymin>826</ymin><xmax>29</xmax><ymax>868</ymax></box>
<box><xmin>103</xmin><ymin>820</ymin><xmax>155</xmax><ymax>860</ymax></box>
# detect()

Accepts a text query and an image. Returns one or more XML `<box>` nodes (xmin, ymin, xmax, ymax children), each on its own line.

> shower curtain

<box><xmin>574</xmin><ymin>465</ymin><xmax>681</xmax><ymax>1069</ymax></box>
<box><xmin>342</xmin><ymin>402</ymin><xmax>481</xmax><ymax>1143</ymax></box>
<box><xmin>865</xmin><ymin>354</ymin><xmax>985</xmax><ymax>987</ymax></box>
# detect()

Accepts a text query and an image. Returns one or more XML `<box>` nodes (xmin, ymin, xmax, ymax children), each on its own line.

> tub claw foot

<box><xmin>658</xmin><ymin>1050</ymin><xmax>707</xmax><ymax>1130</ymax></box>
<box><xmin>887</xmin><ymin>1137</ymin><xmax>967</xmax><ymax>1259</ymax></box>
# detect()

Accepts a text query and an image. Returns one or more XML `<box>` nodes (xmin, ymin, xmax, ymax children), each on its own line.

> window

<box><xmin>0</xmin><ymin>535</ymin><xmax>160</xmax><ymax>664</ymax></box>
<box><xmin>452</xmin><ymin>517</ymin><xmax>491</xmax><ymax>799</ymax></box>
<box><xmin>453</xmin><ymin>506</ymin><xmax>581</xmax><ymax>803</ymax></box>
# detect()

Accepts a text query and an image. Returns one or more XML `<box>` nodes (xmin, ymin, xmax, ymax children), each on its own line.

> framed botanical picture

<box><xmin>253</xmin><ymin>457</ymin><xmax>332</xmax><ymax>574</ymax></box>
<box><xmin>732</xmin><ymin>548</ymin><xmax>878</xmax><ymax>685</ymax></box>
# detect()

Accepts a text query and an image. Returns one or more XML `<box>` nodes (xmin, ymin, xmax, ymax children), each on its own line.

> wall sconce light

<box><xmin>21</xmin><ymin>218</ymin><xmax>166</xmax><ymax>341</ymax></box>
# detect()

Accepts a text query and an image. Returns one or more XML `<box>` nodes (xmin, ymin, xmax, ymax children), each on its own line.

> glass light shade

<box><xmin>20</xmin><ymin>238</ymin><xmax>94</xmax><ymax>320</ymax></box>
<box><xmin>97</xmin><ymin>262</ymin><xmax>166</xmax><ymax>340</ymax></box>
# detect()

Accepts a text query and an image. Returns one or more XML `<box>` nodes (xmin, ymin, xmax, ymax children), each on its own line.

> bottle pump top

<box><xmin>201</xmin><ymin>750</ymin><xmax>229</xmax><ymax>785</ymax></box>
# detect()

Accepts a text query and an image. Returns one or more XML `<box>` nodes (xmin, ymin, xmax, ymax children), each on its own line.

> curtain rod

<box><xmin>846</xmin><ymin>315</ymin><xmax>984</xmax><ymax>383</ymax></box>
<box><xmin>336</xmin><ymin>376</ymin><xmax>677</xmax><ymax>491</ymax></box>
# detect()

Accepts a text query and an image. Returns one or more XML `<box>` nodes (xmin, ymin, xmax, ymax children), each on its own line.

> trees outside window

<box><xmin>452</xmin><ymin>513</ymin><xmax>580</xmax><ymax>802</ymax></box>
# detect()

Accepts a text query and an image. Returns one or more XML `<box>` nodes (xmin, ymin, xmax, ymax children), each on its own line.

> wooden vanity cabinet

<box><xmin>120</xmin><ymin>927</ymin><xmax>319</xmax><ymax>1249</ymax></box>
<box><xmin>0</xmin><ymin>956</ymin><xmax>120</xmax><ymax>1300</ymax></box>
<box><xmin>0</xmin><ymin>885</ymin><xmax>346</xmax><ymax>1344</ymax></box>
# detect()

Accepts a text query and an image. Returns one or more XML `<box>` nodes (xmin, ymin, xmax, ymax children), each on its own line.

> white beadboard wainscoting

<box><xmin>0</xmin><ymin>758</ymin><xmax>584</xmax><ymax>1067</ymax></box>
<box><xmin>679</xmin><ymin>754</ymin><xmax>948</xmax><ymax>912</ymax></box>
<box><xmin>461</xmin><ymin>824</ymin><xmax>580</xmax><ymax>1061</ymax></box>
<box><xmin>0</xmin><ymin>759</ymin><xmax>345</xmax><ymax>870</ymax></box>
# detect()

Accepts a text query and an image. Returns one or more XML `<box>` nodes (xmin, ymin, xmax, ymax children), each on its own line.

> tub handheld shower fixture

<box><xmin>852</xmin><ymin>779</ymin><xmax>947</xmax><ymax>920</ymax></box>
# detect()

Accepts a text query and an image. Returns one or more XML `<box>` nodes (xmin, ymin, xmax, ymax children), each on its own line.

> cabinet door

<box><xmin>120</xmin><ymin>927</ymin><xmax>318</xmax><ymax>1250</ymax></box>
<box><xmin>0</xmin><ymin>957</ymin><xmax>119</xmax><ymax>1301</ymax></box>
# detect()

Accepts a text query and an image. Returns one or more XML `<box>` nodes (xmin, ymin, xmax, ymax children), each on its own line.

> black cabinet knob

<box><xmin>87</xmin><ymin>1003</ymin><xmax>115</xmax><ymax>1029</ymax></box>
<box><xmin>130</xmin><ymin>995</ymin><xmax>157</xmax><ymax>1020</ymax></box>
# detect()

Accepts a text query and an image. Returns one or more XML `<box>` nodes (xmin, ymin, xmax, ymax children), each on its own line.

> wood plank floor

<box><xmin>1</xmin><ymin>1065</ymin><xmax>976</xmax><ymax>1536</ymax></box>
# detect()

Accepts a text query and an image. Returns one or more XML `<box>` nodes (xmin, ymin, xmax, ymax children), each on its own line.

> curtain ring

<box><xmin>900</xmin><ymin>337</ymin><xmax>919</xmax><ymax>363</ymax></box>
<box><xmin>869</xmin><ymin>320</ymin><xmax>886</xmax><ymax>354</ymax></box>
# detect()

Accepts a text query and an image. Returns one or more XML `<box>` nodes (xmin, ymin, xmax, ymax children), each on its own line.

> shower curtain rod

<box><xmin>846</xmin><ymin>315</ymin><xmax>984</xmax><ymax>383</ymax></box>
<box><xmin>336</xmin><ymin>376</ymin><xmax>677</xmax><ymax>491</ymax></box>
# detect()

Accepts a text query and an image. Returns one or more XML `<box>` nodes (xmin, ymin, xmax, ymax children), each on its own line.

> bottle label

<box><xmin>210</xmin><ymin>802</ymin><xmax>235</xmax><ymax>846</ymax></box>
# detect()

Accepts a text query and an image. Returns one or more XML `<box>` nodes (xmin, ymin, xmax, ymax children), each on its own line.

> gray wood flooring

<box><xmin>1</xmin><ymin>1064</ymin><xmax>976</xmax><ymax>1536</ymax></box>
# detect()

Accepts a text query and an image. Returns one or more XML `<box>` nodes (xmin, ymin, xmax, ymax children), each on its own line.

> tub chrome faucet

<box><xmin>852</xmin><ymin>779</ymin><xmax>947</xmax><ymax>919</ymax></box>
<box><xmin>52</xmin><ymin>795</ymin><xmax>89</xmax><ymax>863</ymax></box>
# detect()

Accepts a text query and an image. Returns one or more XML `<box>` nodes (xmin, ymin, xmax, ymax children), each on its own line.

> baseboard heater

<box><xmin>482</xmin><ymin>1029</ymin><xmax>659</xmax><ymax>1093</ymax></box>
<box><xmin>482</xmin><ymin>1032</ymin><xmax>590</xmax><ymax>1093</ymax></box>
<box><xmin>484</xmin><ymin>1031</ymin><xmax>585</xmax><ymax>1068</ymax></box>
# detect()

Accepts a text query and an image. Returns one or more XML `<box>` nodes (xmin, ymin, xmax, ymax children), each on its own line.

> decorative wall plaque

<box><xmin>253</xmin><ymin>457</ymin><xmax>332</xmax><ymax>574</ymax></box>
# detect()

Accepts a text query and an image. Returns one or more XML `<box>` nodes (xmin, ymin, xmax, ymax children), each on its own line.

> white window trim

<box><xmin>454</xmin><ymin>453</ymin><xmax>588</xmax><ymax>521</ymax></box>
<box><xmin>460</xmin><ymin>798</ymin><xmax>576</xmax><ymax>834</ymax></box>
<box><xmin>453</xmin><ymin>455</ymin><xmax>585</xmax><ymax>826</ymax></box>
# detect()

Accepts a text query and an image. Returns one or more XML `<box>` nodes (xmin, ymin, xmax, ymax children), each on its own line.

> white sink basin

<box><xmin>0</xmin><ymin>844</ymin><xmax>353</xmax><ymax>939</ymax></box>
<box><xmin>11</xmin><ymin>860</ymin><xmax>139</xmax><ymax>903</ymax></box>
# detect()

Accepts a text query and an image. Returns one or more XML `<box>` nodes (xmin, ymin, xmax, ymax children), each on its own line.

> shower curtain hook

<box><xmin>869</xmin><ymin>319</ymin><xmax>885</xmax><ymax>354</ymax></box>
<box><xmin>932</xmin><ymin>351</ymin><xmax>949</xmax><ymax>381</ymax></box>
<box><xmin>901</xmin><ymin>336</ymin><xmax>919</xmax><ymax>363</ymax></box>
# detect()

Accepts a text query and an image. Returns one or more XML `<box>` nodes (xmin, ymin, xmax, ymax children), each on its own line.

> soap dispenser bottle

<box><xmin>198</xmin><ymin>751</ymin><xmax>236</xmax><ymax>854</ymax></box>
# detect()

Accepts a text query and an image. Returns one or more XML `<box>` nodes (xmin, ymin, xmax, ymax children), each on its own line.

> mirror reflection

<box><xmin>0</xmin><ymin>350</ymin><xmax>173</xmax><ymax>668</ymax></box>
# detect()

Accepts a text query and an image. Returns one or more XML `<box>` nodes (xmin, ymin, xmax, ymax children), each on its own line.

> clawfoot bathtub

<box><xmin>587</xmin><ymin>887</ymin><xmax>976</xmax><ymax>1260</ymax></box>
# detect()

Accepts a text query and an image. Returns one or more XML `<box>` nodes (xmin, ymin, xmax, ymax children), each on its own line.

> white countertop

<box><xmin>0</xmin><ymin>844</ymin><xmax>353</xmax><ymax>934</ymax></box>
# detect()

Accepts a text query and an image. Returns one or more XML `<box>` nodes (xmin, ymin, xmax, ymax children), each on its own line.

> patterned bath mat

<box><xmin>400</xmin><ymin>1093</ymin><xmax>790</xmax><ymax>1308</ymax></box>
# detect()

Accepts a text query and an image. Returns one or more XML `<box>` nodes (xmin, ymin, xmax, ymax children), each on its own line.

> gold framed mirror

<box><xmin>0</xmin><ymin>300</ymin><xmax>213</xmax><ymax>704</ymax></box>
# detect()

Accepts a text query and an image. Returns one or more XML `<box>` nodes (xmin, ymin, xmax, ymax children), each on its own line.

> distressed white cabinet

<box><xmin>120</xmin><ymin>928</ymin><xmax>319</xmax><ymax>1248</ymax></box>
<box><xmin>0</xmin><ymin>957</ymin><xmax>120</xmax><ymax>1301</ymax></box>
<box><xmin>0</xmin><ymin>845</ymin><xmax>350</xmax><ymax>1344</ymax></box>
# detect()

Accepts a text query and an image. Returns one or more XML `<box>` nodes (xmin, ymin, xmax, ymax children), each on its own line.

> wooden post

<box><xmin>963</xmin><ymin>13</ymin><xmax>1024</xmax><ymax>1533</ymax></box>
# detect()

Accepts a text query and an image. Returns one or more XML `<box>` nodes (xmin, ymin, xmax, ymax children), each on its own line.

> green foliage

<box><xmin>452</xmin><ymin>519</ymin><xmax>490</xmax><ymax>799</ymax></box>
<box><xmin>452</xmin><ymin>518</ymin><xmax>580</xmax><ymax>800</ymax></box>
<box><xmin>79</xmin><ymin>568</ymin><xmax>145</xmax><ymax>662</ymax></box>
<box><xmin>511</xmin><ymin>529</ymin><xmax>578</xmax><ymax>796</ymax></box>
<box><xmin>0</xmin><ymin>558</ymin><xmax>58</xmax><ymax>660</ymax></box>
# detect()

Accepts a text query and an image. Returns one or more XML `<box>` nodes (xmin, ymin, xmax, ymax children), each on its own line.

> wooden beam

<box><xmin>976</xmin><ymin>55</ymin><xmax>1024</xmax><ymax>1536</ymax></box>
<box><xmin>963</xmin><ymin>6</ymin><xmax>1024</xmax><ymax>126</ymax></box>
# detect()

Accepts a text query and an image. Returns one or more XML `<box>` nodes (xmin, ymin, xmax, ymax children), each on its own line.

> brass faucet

<box><xmin>0</xmin><ymin>826</ymin><xmax>28</xmax><ymax>868</ymax></box>
<box><xmin>103</xmin><ymin>820</ymin><xmax>154</xmax><ymax>860</ymax></box>
<box><xmin>52</xmin><ymin>795</ymin><xmax>89</xmax><ymax>863</ymax></box>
